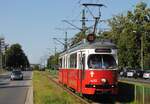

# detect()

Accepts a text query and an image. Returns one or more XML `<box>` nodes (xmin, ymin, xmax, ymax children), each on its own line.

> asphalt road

<box><xmin>0</xmin><ymin>71</ymin><xmax>32</xmax><ymax>104</ymax></box>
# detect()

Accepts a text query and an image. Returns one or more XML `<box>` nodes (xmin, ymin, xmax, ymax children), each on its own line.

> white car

<box><xmin>126</xmin><ymin>70</ymin><xmax>136</xmax><ymax>78</ymax></box>
<box><xmin>143</xmin><ymin>70</ymin><xmax>150</xmax><ymax>79</ymax></box>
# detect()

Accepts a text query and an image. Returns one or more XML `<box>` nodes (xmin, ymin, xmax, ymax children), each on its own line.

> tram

<box><xmin>58</xmin><ymin>39</ymin><xmax>118</xmax><ymax>95</ymax></box>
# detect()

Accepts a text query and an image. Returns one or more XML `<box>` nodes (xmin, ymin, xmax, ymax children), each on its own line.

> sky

<box><xmin>0</xmin><ymin>0</ymin><xmax>149</xmax><ymax>64</ymax></box>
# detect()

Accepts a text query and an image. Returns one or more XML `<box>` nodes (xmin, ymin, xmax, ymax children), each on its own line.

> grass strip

<box><xmin>33</xmin><ymin>71</ymin><xmax>83</xmax><ymax>104</ymax></box>
<box><xmin>119</xmin><ymin>80</ymin><xmax>150</xmax><ymax>88</ymax></box>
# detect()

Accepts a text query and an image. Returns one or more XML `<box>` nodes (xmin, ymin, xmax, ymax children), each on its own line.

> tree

<box><xmin>5</xmin><ymin>43</ymin><xmax>30</xmax><ymax>70</ymax></box>
<box><xmin>70</xmin><ymin>31</ymin><xmax>86</xmax><ymax>46</ymax></box>
<box><xmin>47</xmin><ymin>53</ymin><xmax>59</xmax><ymax>70</ymax></box>
<box><xmin>101</xmin><ymin>2</ymin><xmax>150</xmax><ymax>69</ymax></box>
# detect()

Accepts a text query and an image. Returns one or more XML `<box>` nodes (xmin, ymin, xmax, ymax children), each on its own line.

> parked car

<box><xmin>136</xmin><ymin>70</ymin><xmax>144</xmax><ymax>78</ymax></box>
<box><xmin>126</xmin><ymin>70</ymin><xmax>137</xmax><ymax>78</ymax></box>
<box><xmin>119</xmin><ymin>70</ymin><xmax>127</xmax><ymax>77</ymax></box>
<box><xmin>143</xmin><ymin>70</ymin><xmax>150</xmax><ymax>79</ymax></box>
<box><xmin>10</xmin><ymin>70</ymin><xmax>23</xmax><ymax>80</ymax></box>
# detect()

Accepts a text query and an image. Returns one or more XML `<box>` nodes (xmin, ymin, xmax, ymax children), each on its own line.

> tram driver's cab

<box><xmin>88</xmin><ymin>54</ymin><xmax>117</xmax><ymax>69</ymax></box>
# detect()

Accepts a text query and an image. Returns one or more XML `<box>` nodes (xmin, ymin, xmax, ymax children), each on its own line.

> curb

<box><xmin>25</xmin><ymin>71</ymin><xmax>33</xmax><ymax>104</ymax></box>
<box><xmin>25</xmin><ymin>86</ymin><xmax>33</xmax><ymax>104</ymax></box>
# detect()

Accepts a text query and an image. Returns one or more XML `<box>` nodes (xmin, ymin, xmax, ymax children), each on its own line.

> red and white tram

<box><xmin>58</xmin><ymin>40</ymin><xmax>118</xmax><ymax>95</ymax></box>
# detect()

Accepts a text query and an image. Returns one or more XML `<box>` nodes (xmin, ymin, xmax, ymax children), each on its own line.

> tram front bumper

<box><xmin>83</xmin><ymin>84</ymin><xmax>118</xmax><ymax>95</ymax></box>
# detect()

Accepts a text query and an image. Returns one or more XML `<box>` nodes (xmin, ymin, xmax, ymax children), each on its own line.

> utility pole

<box><xmin>82</xmin><ymin>3</ymin><xmax>105</xmax><ymax>34</ymax></box>
<box><xmin>53</xmin><ymin>28</ymin><xmax>70</xmax><ymax>51</ymax></box>
<box><xmin>55</xmin><ymin>28</ymin><xmax>70</xmax><ymax>51</ymax></box>
<box><xmin>53</xmin><ymin>35</ymin><xmax>68</xmax><ymax>51</ymax></box>
<box><xmin>82</xmin><ymin>9</ymin><xmax>86</xmax><ymax>35</ymax></box>
<box><xmin>0</xmin><ymin>37</ymin><xmax>5</xmax><ymax>70</ymax></box>
<box><xmin>64</xmin><ymin>32</ymin><xmax>68</xmax><ymax>50</ymax></box>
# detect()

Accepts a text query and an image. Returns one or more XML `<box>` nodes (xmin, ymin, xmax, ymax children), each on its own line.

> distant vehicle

<box><xmin>10</xmin><ymin>70</ymin><xmax>23</xmax><ymax>80</ymax></box>
<box><xmin>119</xmin><ymin>67</ymin><xmax>130</xmax><ymax>78</ymax></box>
<box><xmin>119</xmin><ymin>69</ymin><xmax>127</xmax><ymax>78</ymax></box>
<box><xmin>143</xmin><ymin>70</ymin><xmax>150</xmax><ymax>79</ymax></box>
<box><xmin>23</xmin><ymin>67</ymin><xmax>32</xmax><ymax>71</ymax></box>
<box><xmin>136</xmin><ymin>70</ymin><xmax>144</xmax><ymax>78</ymax></box>
<box><xmin>126</xmin><ymin>70</ymin><xmax>137</xmax><ymax>78</ymax></box>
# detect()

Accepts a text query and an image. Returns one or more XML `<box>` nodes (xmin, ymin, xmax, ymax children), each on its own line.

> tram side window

<box><xmin>59</xmin><ymin>58</ymin><xmax>62</xmax><ymax>68</ymax></box>
<box><xmin>65</xmin><ymin>56</ymin><xmax>67</xmax><ymax>68</ymax></box>
<box><xmin>69</xmin><ymin>53</ymin><xmax>77</xmax><ymax>68</ymax></box>
<box><xmin>62</xmin><ymin>57</ymin><xmax>65</xmax><ymax>68</ymax></box>
<box><xmin>78</xmin><ymin>54</ymin><xmax>81</xmax><ymax>69</ymax></box>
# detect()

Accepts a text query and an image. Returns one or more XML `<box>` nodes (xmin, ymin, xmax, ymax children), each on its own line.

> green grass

<box><xmin>119</xmin><ymin>80</ymin><xmax>150</xmax><ymax>88</ymax></box>
<box><xmin>47</xmin><ymin>69</ymin><xmax>58</xmax><ymax>78</ymax></box>
<box><xmin>33</xmin><ymin>71</ymin><xmax>83</xmax><ymax>104</ymax></box>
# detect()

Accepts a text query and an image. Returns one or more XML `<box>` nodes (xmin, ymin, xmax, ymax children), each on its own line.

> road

<box><xmin>0</xmin><ymin>71</ymin><xmax>32</xmax><ymax>104</ymax></box>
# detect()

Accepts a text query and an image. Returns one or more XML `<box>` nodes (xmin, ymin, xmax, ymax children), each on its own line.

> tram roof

<box><xmin>60</xmin><ymin>39</ymin><xmax>117</xmax><ymax>56</ymax></box>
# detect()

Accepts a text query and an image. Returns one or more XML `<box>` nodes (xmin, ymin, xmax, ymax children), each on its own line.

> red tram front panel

<box><xmin>82</xmin><ymin>70</ymin><xmax>118</xmax><ymax>95</ymax></box>
<box><xmin>59</xmin><ymin>68</ymin><xmax>118</xmax><ymax>95</ymax></box>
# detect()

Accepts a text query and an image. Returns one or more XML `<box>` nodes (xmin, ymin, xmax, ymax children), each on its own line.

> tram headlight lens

<box><xmin>90</xmin><ymin>71</ymin><xmax>94</xmax><ymax>77</ymax></box>
<box><xmin>101</xmin><ymin>78</ymin><xmax>107</xmax><ymax>83</ymax></box>
<box><xmin>93</xmin><ymin>85</ymin><xmax>96</xmax><ymax>88</ymax></box>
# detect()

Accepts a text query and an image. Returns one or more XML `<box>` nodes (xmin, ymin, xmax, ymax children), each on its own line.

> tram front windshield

<box><xmin>88</xmin><ymin>54</ymin><xmax>117</xmax><ymax>69</ymax></box>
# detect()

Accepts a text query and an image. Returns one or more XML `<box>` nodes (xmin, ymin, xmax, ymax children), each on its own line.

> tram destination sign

<box><xmin>95</xmin><ymin>48</ymin><xmax>111</xmax><ymax>53</ymax></box>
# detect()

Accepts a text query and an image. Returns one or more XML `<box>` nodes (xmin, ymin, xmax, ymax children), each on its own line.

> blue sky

<box><xmin>0</xmin><ymin>0</ymin><xmax>149</xmax><ymax>64</ymax></box>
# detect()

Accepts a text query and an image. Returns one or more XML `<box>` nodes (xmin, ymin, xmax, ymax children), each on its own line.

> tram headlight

<box><xmin>90</xmin><ymin>71</ymin><xmax>94</xmax><ymax>77</ymax></box>
<box><xmin>101</xmin><ymin>78</ymin><xmax>107</xmax><ymax>83</ymax></box>
<box><xmin>93</xmin><ymin>85</ymin><xmax>96</xmax><ymax>88</ymax></box>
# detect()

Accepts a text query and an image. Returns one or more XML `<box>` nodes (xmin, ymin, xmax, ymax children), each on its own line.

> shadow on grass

<box><xmin>116</xmin><ymin>82</ymin><xmax>135</xmax><ymax>103</ymax></box>
<box><xmin>84</xmin><ymin>94</ymin><xmax>116</xmax><ymax>104</ymax></box>
<box><xmin>84</xmin><ymin>82</ymin><xmax>135</xmax><ymax>104</ymax></box>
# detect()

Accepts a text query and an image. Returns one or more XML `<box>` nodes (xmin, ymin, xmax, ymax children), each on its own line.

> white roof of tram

<box><xmin>60</xmin><ymin>39</ymin><xmax>117</xmax><ymax>56</ymax></box>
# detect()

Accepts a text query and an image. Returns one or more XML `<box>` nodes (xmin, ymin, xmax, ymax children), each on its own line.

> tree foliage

<box><xmin>71</xmin><ymin>31</ymin><xmax>86</xmax><ymax>46</ymax></box>
<box><xmin>5</xmin><ymin>43</ymin><xmax>30</xmax><ymax>69</ymax></box>
<box><xmin>47</xmin><ymin>53</ymin><xmax>59</xmax><ymax>70</ymax></box>
<box><xmin>101</xmin><ymin>2</ymin><xmax>150</xmax><ymax>69</ymax></box>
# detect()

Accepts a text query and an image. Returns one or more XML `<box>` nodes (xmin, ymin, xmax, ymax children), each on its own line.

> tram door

<box><xmin>78</xmin><ymin>52</ymin><xmax>85</xmax><ymax>94</ymax></box>
<box><xmin>81</xmin><ymin>54</ymin><xmax>85</xmax><ymax>79</ymax></box>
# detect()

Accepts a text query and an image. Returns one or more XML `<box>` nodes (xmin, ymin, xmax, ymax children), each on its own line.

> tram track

<box><xmin>43</xmin><ymin>72</ymin><xmax>91</xmax><ymax>104</ymax></box>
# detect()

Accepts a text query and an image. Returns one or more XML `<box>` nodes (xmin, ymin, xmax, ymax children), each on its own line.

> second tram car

<box><xmin>58</xmin><ymin>40</ymin><xmax>118</xmax><ymax>95</ymax></box>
